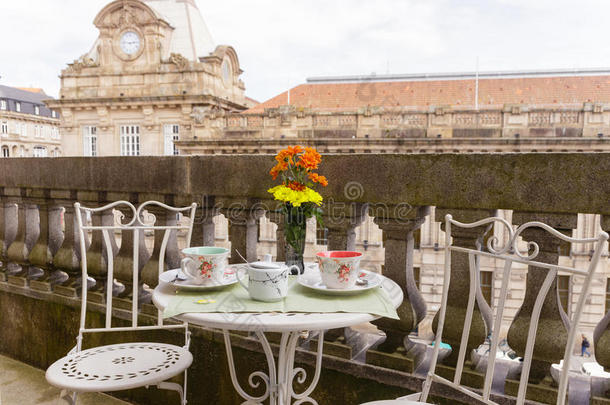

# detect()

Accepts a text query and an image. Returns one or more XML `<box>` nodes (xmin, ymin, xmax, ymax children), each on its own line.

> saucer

<box><xmin>297</xmin><ymin>269</ymin><xmax>382</xmax><ymax>296</ymax></box>
<box><xmin>160</xmin><ymin>268</ymin><xmax>238</xmax><ymax>291</ymax></box>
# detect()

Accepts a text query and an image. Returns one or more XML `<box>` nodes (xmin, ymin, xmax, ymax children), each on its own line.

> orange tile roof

<box><xmin>16</xmin><ymin>87</ymin><xmax>46</xmax><ymax>94</ymax></box>
<box><xmin>245</xmin><ymin>75</ymin><xmax>610</xmax><ymax>113</ymax></box>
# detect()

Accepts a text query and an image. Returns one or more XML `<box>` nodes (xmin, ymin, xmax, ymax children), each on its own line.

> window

<box><xmin>19</xmin><ymin>146</ymin><xmax>24</xmax><ymax>157</ymax></box>
<box><xmin>35</xmin><ymin>125</ymin><xmax>41</xmax><ymax>138</ymax></box>
<box><xmin>316</xmin><ymin>223</ymin><xmax>329</xmax><ymax>245</ymax></box>
<box><xmin>163</xmin><ymin>124</ymin><xmax>180</xmax><ymax>155</ymax></box>
<box><xmin>1</xmin><ymin>146</ymin><xmax>9</xmax><ymax>157</ymax></box>
<box><xmin>120</xmin><ymin>125</ymin><xmax>140</xmax><ymax>156</ymax></box>
<box><xmin>15</xmin><ymin>102</ymin><xmax>21</xmax><ymax>112</ymax></box>
<box><xmin>605</xmin><ymin>278</ymin><xmax>610</xmax><ymax>314</ymax></box>
<box><xmin>51</xmin><ymin>110</ymin><xmax>58</xmax><ymax>118</ymax></box>
<box><xmin>480</xmin><ymin>271</ymin><xmax>493</xmax><ymax>306</ymax></box>
<box><xmin>0</xmin><ymin>100</ymin><xmax>6</xmax><ymax>110</ymax></box>
<box><xmin>20</xmin><ymin>123</ymin><xmax>27</xmax><ymax>137</ymax></box>
<box><xmin>83</xmin><ymin>126</ymin><xmax>97</xmax><ymax>156</ymax></box>
<box><xmin>33</xmin><ymin>146</ymin><xmax>47</xmax><ymax>157</ymax></box>
<box><xmin>34</xmin><ymin>106</ymin><xmax>40</xmax><ymax>115</ymax></box>
<box><xmin>558</xmin><ymin>275</ymin><xmax>571</xmax><ymax>315</ymax></box>
<box><xmin>1</xmin><ymin>121</ymin><xmax>7</xmax><ymax>135</ymax></box>
<box><xmin>52</xmin><ymin>127</ymin><xmax>59</xmax><ymax>139</ymax></box>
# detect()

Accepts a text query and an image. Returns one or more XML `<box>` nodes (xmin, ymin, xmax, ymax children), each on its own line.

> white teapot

<box><xmin>237</xmin><ymin>256</ymin><xmax>299</xmax><ymax>302</ymax></box>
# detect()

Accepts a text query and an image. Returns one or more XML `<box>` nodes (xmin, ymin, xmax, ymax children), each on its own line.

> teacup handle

<box><xmin>287</xmin><ymin>264</ymin><xmax>301</xmax><ymax>275</ymax></box>
<box><xmin>237</xmin><ymin>267</ymin><xmax>249</xmax><ymax>292</ymax></box>
<box><xmin>180</xmin><ymin>257</ymin><xmax>197</xmax><ymax>280</ymax></box>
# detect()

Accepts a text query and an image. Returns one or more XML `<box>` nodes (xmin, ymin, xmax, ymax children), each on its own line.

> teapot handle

<box><xmin>236</xmin><ymin>267</ymin><xmax>249</xmax><ymax>292</ymax></box>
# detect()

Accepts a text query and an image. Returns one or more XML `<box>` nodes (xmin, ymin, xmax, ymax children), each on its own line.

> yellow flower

<box><xmin>268</xmin><ymin>185</ymin><xmax>323</xmax><ymax>207</ymax></box>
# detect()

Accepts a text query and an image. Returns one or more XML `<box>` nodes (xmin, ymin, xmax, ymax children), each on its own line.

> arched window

<box><xmin>1</xmin><ymin>145</ymin><xmax>9</xmax><ymax>158</ymax></box>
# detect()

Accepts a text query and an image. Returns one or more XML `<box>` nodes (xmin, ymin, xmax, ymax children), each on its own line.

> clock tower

<box><xmin>47</xmin><ymin>0</ymin><xmax>252</xmax><ymax>157</ymax></box>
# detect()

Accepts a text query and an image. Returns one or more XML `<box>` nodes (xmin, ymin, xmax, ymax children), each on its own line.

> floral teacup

<box><xmin>180</xmin><ymin>247</ymin><xmax>229</xmax><ymax>285</ymax></box>
<box><xmin>316</xmin><ymin>251</ymin><xmax>363</xmax><ymax>289</ymax></box>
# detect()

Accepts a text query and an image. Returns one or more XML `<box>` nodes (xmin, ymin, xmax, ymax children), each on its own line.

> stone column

<box><xmin>507</xmin><ymin>212</ymin><xmax>576</xmax><ymax>384</ymax></box>
<box><xmin>368</xmin><ymin>206</ymin><xmax>429</xmax><ymax>358</ymax></box>
<box><xmin>6</xmin><ymin>199</ymin><xmax>39</xmax><ymax>279</ymax></box>
<box><xmin>223</xmin><ymin>199</ymin><xmax>264</xmax><ymax>263</ymax></box>
<box><xmin>432</xmin><ymin>209</ymin><xmax>496</xmax><ymax>367</ymax></box>
<box><xmin>268</xmin><ymin>209</ymin><xmax>286</xmax><ymax>262</ymax></box>
<box><xmin>0</xmin><ymin>198</ymin><xmax>18</xmax><ymax>275</ymax></box>
<box><xmin>594</xmin><ymin>216</ymin><xmax>610</xmax><ymax>372</ymax></box>
<box><xmin>53</xmin><ymin>201</ymin><xmax>88</xmax><ymax>295</ymax></box>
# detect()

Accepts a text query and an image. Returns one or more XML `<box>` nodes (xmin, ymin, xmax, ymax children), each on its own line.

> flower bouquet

<box><xmin>268</xmin><ymin>146</ymin><xmax>328</xmax><ymax>273</ymax></box>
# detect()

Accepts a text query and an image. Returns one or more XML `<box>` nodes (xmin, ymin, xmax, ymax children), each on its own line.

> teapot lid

<box><xmin>249</xmin><ymin>261</ymin><xmax>282</xmax><ymax>270</ymax></box>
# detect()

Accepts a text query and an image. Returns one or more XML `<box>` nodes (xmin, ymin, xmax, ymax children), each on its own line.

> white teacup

<box><xmin>316</xmin><ymin>251</ymin><xmax>363</xmax><ymax>289</ymax></box>
<box><xmin>237</xmin><ymin>261</ymin><xmax>299</xmax><ymax>302</ymax></box>
<box><xmin>180</xmin><ymin>247</ymin><xmax>229</xmax><ymax>285</ymax></box>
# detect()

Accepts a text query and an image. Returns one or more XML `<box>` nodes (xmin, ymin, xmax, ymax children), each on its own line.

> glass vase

<box><xmin>284</xmin><ymin>203</ymin><xmax>307</xmax><ymax>274</ymax></box>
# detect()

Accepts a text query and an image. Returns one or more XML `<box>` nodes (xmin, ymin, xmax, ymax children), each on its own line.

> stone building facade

<box><xmin>46</xmin><ymin>0</ymin><xmax>253</xmax><ymax>157</ymax></box>
<box><xmin>0</xmin><ymin>86</ymin><xmax>61</xmax><ymax>158</ymax></box>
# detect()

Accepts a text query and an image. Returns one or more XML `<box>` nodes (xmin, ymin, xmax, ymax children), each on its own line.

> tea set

<box><xmin>160</xmin><ymin>246</ymin><xmax>382</xmax><ymax>302</ymax></box>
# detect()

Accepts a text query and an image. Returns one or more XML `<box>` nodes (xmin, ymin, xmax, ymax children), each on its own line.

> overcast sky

<box><xmin>2</xmin><ymin>0</ymin><xmax>610</xmax><ymax>102</ymax></box>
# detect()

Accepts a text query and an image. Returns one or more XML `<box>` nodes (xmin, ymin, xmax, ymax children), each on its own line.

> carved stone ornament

<box><xmin>191</xmin><ymin>106</ymin><xmax>223</xmax><ymax>124</ymax></box>
<box><xmin>66</xmin><ymin>55</ymin><xmax>99</xmax><ymax>73</ymax></box>
<box><xmin>119</xmin><ymin>4</ymin><xmax>138</xmax><ymax>27</ymax></box>
<box><xmin>169</xmin><ymin>53</ymin><xmax>190</xmax><ymax>70</ymax></box>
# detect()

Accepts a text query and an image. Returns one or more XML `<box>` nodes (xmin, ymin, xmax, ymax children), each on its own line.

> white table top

<box><xmin>152</xmin><ymin>268</ymin><xmax>403</xmax><ymax>333</ymax></box>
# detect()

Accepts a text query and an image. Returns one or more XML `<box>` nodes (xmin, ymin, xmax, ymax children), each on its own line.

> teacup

<box><xmin>180</xmin><ymin>247</ymin><xmax>229</xmax><ymax>285</ymax></box>
<box><xmin>316</xmin><ymin>251</ymin><xmax>363</xmax><ymax>289</ymax></box>
<box><xmin>237</xmin><ymin>261</ymin><xmax>299</xmax><ymax>302</ymax></box>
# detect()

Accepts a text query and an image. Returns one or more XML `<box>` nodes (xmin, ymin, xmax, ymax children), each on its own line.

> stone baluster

<box><xmin>268</xmin><ymin>208</ymin><xmax>286</xmax><ymax>262</ymax></box>
<box><xmin>366</xmin><ymin>206</ymin><xmax>430</xmax><ymax>371</ymax></box>
<box><xmin>432</xmin><ymin>209</ymin><xmax>496</xmax><ymax>368</ymax></box>
<box><xmin>0</xmin><ymin>200</ymin><xmax>17</xmax><ymax>277</ymax></box>
<box><xmin>191</xmin><ymin>201</ymin><xmax>218</xmax><ymax>248</ymax></box>
<box><xmin>53</xmin><ymin>199</ymin><xmax>89</xmax><ymax>296</ymax></box>
<box><xmin>141</xmin><ymin>207</ymin><xmax>179</xmax><ymax>289</ymax></box>
<box><xmin>28</xmin><ymin>196</ymin><xmax>64</xmax><ymax>291</ymax></box>
<box><xmin>323</xmin><ymin>203</ymin><xmax>368</xmax><ymax>251</ymax></box>
<box><xmin>594</xmin><ymin>216</ymin><xmax>610</xmax><ymax>373</ymax></box>
<box><xmin>507</xmin><ymin>212</ymin><xmax>576</xmax><ymax>386</ymax></box>
<box><xmin>6</xmin><ymin>197</ymin><xmax>40</xmax><ymax>283</ymax></box>
<box><xmin>84</xmin><ymin>207</ymin><xmax>118</xmax><ymax>296</ymax></box>
<box><xmin>222</xmin><ymin>199</ymin><xmax>264</xmax><ymax>263</ymax></box>
<box><xmin>114</xmin><ymin>205</ymin><xmax>150</xmax><ymax>299</ymax></box>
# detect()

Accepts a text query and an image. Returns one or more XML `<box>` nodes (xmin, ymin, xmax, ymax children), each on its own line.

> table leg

<box><xmin>222</xmin><ymin>330</ymin><xmax>326</xmax><ymax>405</ymax></box>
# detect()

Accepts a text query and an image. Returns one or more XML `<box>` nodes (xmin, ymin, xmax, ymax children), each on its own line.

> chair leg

<box><xmin>59</xmin><ymin>389</ymin><xmax>78</xmax><ymax>405</ymax></box>
<box><xmin>157</xmin><ymin>381</ymin><xmax>185</xmax><ymax>404</ymax></box>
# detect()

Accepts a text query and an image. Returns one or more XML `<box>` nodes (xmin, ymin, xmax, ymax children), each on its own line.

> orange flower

<box><xmin>308</xmin><ymin>172</ymin><xmax>328</xmax><ymax>187</ymax></box>
<box><xmin>297</xmin><ymin>147</ymin><xmax>322</xmax><ymax>170</ymax></box>
<box><xmin>269</xmin><ymin>161</ymin><xmax>288</xmax><ymax>180</ymax></box>
<box><xmin>286</xmin><ymin>181</ymin><xmax>306</xmax><ymax>191</ymax></box>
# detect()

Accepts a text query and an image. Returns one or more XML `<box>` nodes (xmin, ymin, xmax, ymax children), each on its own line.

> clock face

<box><xmin>120</xmin><ymin>31</ymin><xmax>141</xmax><ymax>55</ymax></box>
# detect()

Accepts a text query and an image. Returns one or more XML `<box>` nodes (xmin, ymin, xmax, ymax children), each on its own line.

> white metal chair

<box><xmin>46</xmin><ymin>200</ymin><xmax>197</xmax><ymax>405</ymax></box>
<box><xmin>361</xmin><ymin>215</ymin><xmax>609</xmax><ymax>405</ymax></box>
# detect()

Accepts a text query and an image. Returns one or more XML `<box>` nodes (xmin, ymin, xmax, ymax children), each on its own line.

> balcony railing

<box><xmin>0</xmin><ymin>153</ymin><xmax>609</xmax><ymax>404</ymax></box>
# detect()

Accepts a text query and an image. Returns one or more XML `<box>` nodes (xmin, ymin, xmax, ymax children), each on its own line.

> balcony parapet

<box><xmin>0</xmin><ymin>153</ymin><xmax>609</xmax><ymax>404</ymax></box>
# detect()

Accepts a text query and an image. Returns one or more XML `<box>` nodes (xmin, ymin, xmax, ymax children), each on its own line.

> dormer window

<box><xmin>34</xmin><ymin>106</ymin><xmax>40</xmax><ymax>115</ymax></box>
<box><xmin>51</xmin><ymin>110</ymin><xmax>58</xmax><ymax>118</ymax></box>
<box><xmin>0</xmin><ymin>100</ymin><xmax>6</xmax><ymax>110</ymax></box>
<box><xmin>15</xmin><ymin>102</ymin><xmax>21</xmax><ymax>112</ymax></box>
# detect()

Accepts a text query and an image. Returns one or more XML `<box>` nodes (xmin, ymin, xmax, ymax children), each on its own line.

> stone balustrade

<box><xmin>0</xmin><ymin>153</ymin><xmax>609</xmax><ymax>404</ymax></box>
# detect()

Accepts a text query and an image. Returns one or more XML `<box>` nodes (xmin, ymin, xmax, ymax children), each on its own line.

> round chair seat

<box><xmin>46</xmin><ymin>342</ymin><xmax>192</xmax><ymax>393</ymax></box>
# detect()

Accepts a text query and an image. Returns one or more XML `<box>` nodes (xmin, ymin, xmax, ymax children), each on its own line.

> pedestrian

<box><xmin>581</xmin><ymin>335</ymin><xmax>591</xmax><ymax>357</ymax></box>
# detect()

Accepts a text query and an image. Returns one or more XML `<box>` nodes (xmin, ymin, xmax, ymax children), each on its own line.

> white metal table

<box><xmin>152</xmin><ymin>270</ymin><xmax>403</xmax><ymax>405</ymax></box>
